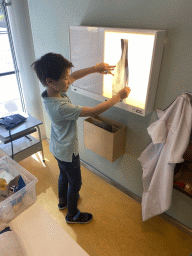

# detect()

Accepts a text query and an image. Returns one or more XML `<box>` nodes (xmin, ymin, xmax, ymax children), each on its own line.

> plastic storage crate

<box><xmin>0</xmin><ymin>156</ymin><xmax>38</xmax><ymax>231</ymax></box>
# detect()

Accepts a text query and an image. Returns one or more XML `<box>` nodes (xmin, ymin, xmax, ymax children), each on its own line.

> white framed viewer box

<box><xmin>69</xmin><ymin>26</ymin><xmax>166</xmax><ymax>116</ymax></box>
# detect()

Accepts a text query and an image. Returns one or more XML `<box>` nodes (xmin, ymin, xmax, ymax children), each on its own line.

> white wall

<box><xmin>27</xmin><ymin>0</ymin><xmax>192</xmax><ymax>229</ymax></box>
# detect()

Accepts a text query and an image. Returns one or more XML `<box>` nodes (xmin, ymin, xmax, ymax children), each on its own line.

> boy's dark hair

<box><xmin>31</xmin><ymin>52</ymin><xmax>74</xmax><ymax>86</ymax></box>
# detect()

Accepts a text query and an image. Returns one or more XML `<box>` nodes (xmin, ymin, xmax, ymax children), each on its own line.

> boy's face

<box><xmin>46</xmin><ymin>68</ymin><xmax>71</xmax><ymax>93</ymax></box>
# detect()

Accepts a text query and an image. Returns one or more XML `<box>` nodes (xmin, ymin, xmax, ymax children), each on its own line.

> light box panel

<box><xmin>69</xmin><ymin>26</ymin><xmax>166</xmax><ymax>116</ymax></box>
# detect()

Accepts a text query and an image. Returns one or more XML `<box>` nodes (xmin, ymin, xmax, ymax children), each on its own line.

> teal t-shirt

<box><xmin>41</xmin><ymin>90</ymin><xmax>82</xmax><ymax>162</ymax></box>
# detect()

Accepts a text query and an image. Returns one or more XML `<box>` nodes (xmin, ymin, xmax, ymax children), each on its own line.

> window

<box><xmin>0</xmin><ymin>0</ymin><xmax>25</xmax><ymax>117</ymax></box>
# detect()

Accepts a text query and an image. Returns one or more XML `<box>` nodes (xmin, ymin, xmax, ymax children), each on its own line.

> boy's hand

<box><xmin>96</xmin><ymin>63</ymin><xmax>116</xmax><ymax>76</ymax></box>
<box><xmin>117</xmin><ymin>87</ymin><xmax>131</xmax><ymax>100</ymax></box>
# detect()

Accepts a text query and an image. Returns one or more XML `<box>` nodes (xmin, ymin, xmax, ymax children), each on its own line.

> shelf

<box><xmin>0</xmin><ymin>134</ymin><xmax>43</xmax><ymax>162</ymax></box>
<box><xmin>0</xmin><ymin>114</ymin><xmax>44</xmax><ymax>163</ymax></box>
<box><xmin>2</xmin><ymin>127</ymin><xmax>37</xmax><ymax>144</ymax></box>
<box><xmin>174</xmin><ymin>162</ymin><xmax>192</xmax><ymax>199</ymax></box>
<box><xmin>173</xmin><ymin>184</ymin><xmax>192</xmax><ymax>199</ymax></box>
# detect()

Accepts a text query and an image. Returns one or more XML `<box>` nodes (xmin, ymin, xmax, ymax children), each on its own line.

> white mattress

<box><xmin>9</xmin><ymin>203</ymin><xmax>89</xmax><ymax>256</ymax></box>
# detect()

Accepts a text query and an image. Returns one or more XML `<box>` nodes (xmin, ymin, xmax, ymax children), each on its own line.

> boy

<box><xmin>31</xmin><ymin>52</ymin><xmax>130</xmax><ymax>224</ymax></box>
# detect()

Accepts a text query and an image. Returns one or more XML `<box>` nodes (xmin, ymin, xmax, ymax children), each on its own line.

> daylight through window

<box><xmin>0</xmin><ymin>1</ymin><xmax>25</xmax><ymax>117</ymax></box>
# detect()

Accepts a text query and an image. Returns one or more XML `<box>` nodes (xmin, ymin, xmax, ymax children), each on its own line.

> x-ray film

<box><xmin>112</xmin><ymin>39</ymin><xmax>129</xmax><ymax>97</ymax></box>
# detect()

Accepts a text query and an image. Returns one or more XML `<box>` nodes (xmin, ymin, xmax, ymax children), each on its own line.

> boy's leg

<box><xmin>55</xmin><ymin>154</ymin><xmax>92</xmax><ymax>223</ymax></box>
<box><xmin>65</xmin><ymin>153</ymin><xmax>93</xmax><ymax>224</ymax></box>
<box><xmin>55</xmin><ymin>157</ymin><xmax>68</xmax><ymax>206</ymax></box>
<box><xmin>65</xmin><ymin>154</ymin><xmax>82</xmax><ymax>217</ymax></box>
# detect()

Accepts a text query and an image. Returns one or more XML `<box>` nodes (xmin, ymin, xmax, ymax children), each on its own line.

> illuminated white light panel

<box><xmin>104</xmin><ymin>32</ymin><xmax>155</xmax><ymax>109</ymax></box>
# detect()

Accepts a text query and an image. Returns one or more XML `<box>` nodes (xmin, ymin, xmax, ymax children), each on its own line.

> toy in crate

<box><xmin>0</xmin><ymin>156</ymin><xmax>38</xmax><ymax>230</ymax></box>
<box><xmin>0</xmin><ymin>171</ymin><xmax>25</xmax><ymax>202</ymax></box>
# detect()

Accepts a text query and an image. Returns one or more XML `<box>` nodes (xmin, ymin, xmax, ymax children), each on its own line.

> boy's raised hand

<box><xmin>118</xmin><ymin>87</ymin><xmax>131</xmax><ymax>100</ymax></box>
<box><xmin>96</xmin><ymin>63</ymin><xmax>116</xmax><ymax>76</ymax></box>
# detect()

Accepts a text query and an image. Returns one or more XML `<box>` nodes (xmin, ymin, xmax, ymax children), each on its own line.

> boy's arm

<box><xmin>79</xmin><ymin>87</ymin><xmax>131</xmax><ymax>117</ymax></box>
<box><xmin>69</xmin><ymin>63</ymin><xmax>115</xmax><ymax>85</ymax></box>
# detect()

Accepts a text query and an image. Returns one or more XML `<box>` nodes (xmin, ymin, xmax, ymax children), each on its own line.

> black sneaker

<box><xmin>58</xmin><ymin>203</ymin><xmax>67</xmax><ymax>210</ymax></box>
<box><xmin>58</xmin><ymin>194</ymin><xmax>80</xmax><ymax>210</ymax></box>
<box><xmin>66</xmin><ymin>210</ymin><xmax>93</xmax><ymax>224</ymax></box>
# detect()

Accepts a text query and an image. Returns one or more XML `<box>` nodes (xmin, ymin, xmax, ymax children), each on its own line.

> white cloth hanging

<box><xmin>138</xmin><ymin>93</ymin><xmax>192</xmax><ymax>221</ymax></box>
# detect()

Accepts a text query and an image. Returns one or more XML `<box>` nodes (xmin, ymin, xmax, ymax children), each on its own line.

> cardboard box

<box><xmin>84</xmin><ymin>116</ymin><xmax>127</xmax><ymax>162</ymax></box>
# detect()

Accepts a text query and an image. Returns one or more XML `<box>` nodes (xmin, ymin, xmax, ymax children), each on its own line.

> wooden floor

<box><xmin>18</xmin><ymin>140</ymin><xmax>192</xmax><ymax>256</ymax></box>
